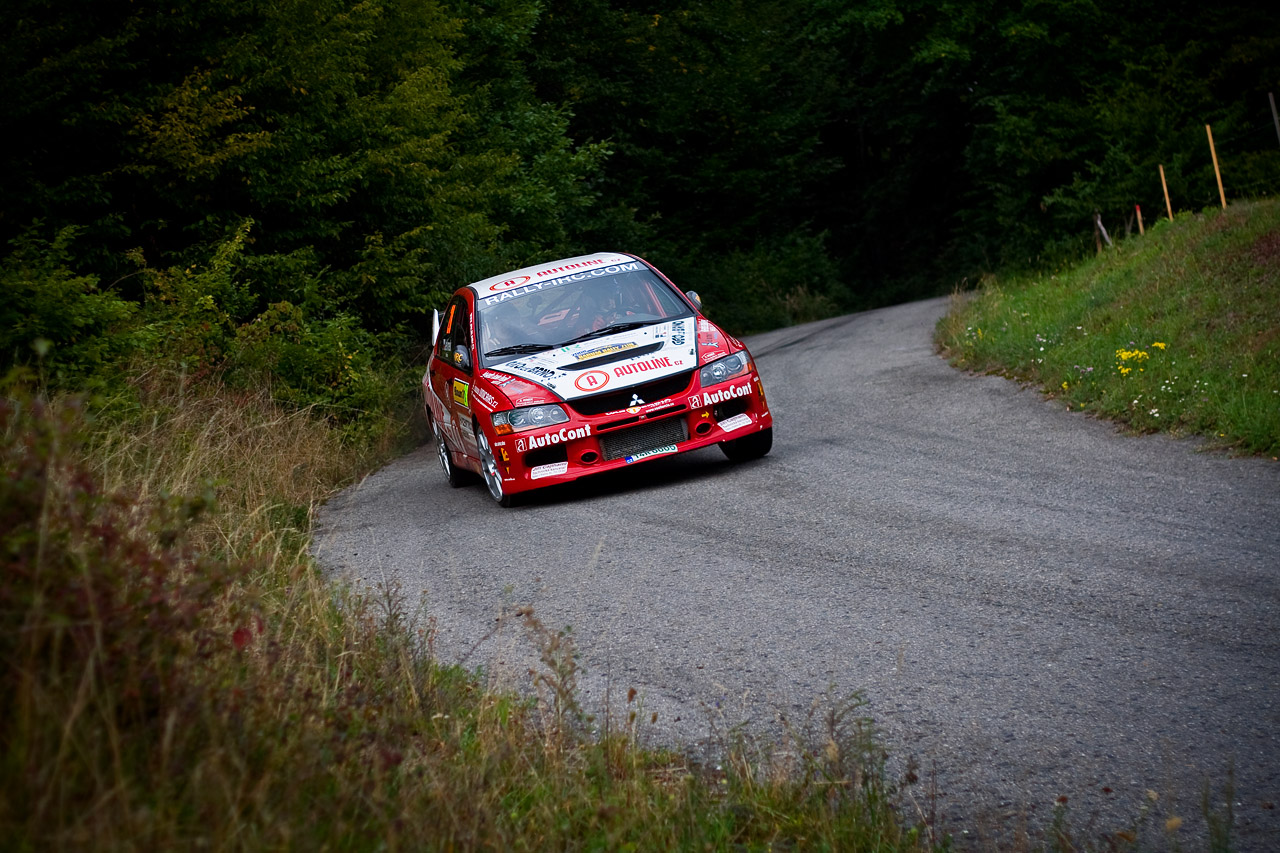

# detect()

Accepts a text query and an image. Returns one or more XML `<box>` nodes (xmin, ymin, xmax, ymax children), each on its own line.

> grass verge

<box><xmin>1</xmin><ymin>371</ymin><xmax>933</xmax><ymax>851</ymax></box>
<box><xmin>935</xmin><ymin>199</ymin><xmax>1280</xmax><ymax>458</ymax></box>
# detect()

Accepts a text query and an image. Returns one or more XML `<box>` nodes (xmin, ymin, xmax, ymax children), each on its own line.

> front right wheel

<box><xmin>719</xmin><ymin>426</ymin><xmax>773</xmax><ymax>462</ymax></box>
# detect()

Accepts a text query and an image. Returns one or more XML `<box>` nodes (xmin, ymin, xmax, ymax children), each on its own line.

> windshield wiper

<box><xmin>484</xmin><ymin>343</ymin><xmax>554</xmax><ymax>357</ymax></box>
<box><xmin>555</xmin><ymin>321</ymin><xmax>652</xmax><ymax>348</ymax></box>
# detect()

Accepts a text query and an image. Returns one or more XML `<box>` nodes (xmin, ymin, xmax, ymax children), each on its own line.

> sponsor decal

<box><xmin>487</xmin><ymin>275</ymin><xmax>531</xmax><ymax>292</ymax></box>
<box><xmin>515</xmin><ymin>438</ymin><xmax>526</xmax><ymax>453</ymax></box>
<box><xmin>654</xmin><ymin>320</ymin><xmax>686</xmax><ymax>346</ymax></box>
<box><xmin>613</xmin><ymin>356</ymin><xmax>676</xmax><ymax>378</ymax></box>
<box><xmin>606</xmin><ymin>397</ymin><xmax>675</xmax><ymax>417</ymax></box>
<box><xmin>573</xmin><ymin>341</ymin><xmax>637</xmax><ymax>361</ymax></box>
<box><xmin>452</xmin><ymin>379</ymin><xmax>470</xmax><ymax>407</ymax></box>
<box><xmin>698</xmin><ymin>319</ymin><xmax>714</xmax><ymax>333</ymax></box>
<box><xmin>574</xmin><ymin>370</ymin><xmax>611</xmax><ymax>392</ymax></box>
<box><xmin>701</xmin><ymin>382</ymin><xmax>752</xmax><ymax>406</ymax></box>
<box><xmin>472</xmin><ymin>386</ymin><xmax>499</xmax><ymax>409</ymax></box>
<box><xmin>717</xmin><ymin>413</ymin><xmax>753</xmax><ymax>433</ymax></box>
<box><xmin>531</xmin><ymin>461</ymin><xmax>569</xmax><ymax>480</ymax></box>
<box><xmin>481</xmin><ymin>262</ymin><xmax>646</xmax><ymax>305</ymax></box>
<box><xmin>536</xmin><ymin>258</ymin><xmax>607</xmax><ymax>278</ymax></box>
<box><xmin>688</xmin><ymin>394</ymin><xmax>701</xmax><ymax>408</ymax></box>
<box><xmin>527</xmin><ymin>424</ymin><xmax>592</xmax><ymax>450</ymax></box>
<box><xmin>482</xmin><ymin>370</ymin><xmax>517</xmax><ymax>385</ymax></box>
<box><xmin>670</xmin><ymin>320</ymin><xmax>686</xmax><ymax>346</ymax></box>
<box><xmin>625</xmin><ymin>444</ymin><xmax>678</xmax><ymax>464</ymax></box>
<box><xmin>507</xmin><ymin>361</ymin><xmax>557</xmax><ymax>381</ymax></box>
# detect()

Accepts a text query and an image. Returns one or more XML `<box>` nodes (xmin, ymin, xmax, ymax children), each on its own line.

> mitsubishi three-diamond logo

<box><xmin>629</xmin><ymin>393</ymin><xmax>644</xmax><ymax>406</ymax></box>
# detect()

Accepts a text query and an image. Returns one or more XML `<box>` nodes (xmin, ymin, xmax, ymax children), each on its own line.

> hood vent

<box><xmin>558</xmin><ymin>341</ymin><xmax>663</xmax><ymax>372</ymax></box>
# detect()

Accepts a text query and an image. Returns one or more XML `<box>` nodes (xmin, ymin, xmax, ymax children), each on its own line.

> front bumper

<box><xmin>487</xmin><ymin>372</ymin><xmax>771</xmax><ymax>494</ymax></box>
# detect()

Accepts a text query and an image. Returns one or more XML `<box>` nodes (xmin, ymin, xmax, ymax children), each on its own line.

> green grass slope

<box><xmin>936</xmin><ymin>200</ymin><xmax>1280</xmax><ymax>457</ymax></box>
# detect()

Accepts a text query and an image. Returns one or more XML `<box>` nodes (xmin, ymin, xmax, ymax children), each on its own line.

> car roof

<box><xmin>465</xmin><ymin>252</ymin><xmax>639</xmax><ymax>299</ymax></box>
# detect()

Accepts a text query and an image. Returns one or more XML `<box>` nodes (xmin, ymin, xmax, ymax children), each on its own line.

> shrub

<box><xmin>0</xmin><ymin>227</ymin><xmax>137</xmax><ymax>383</ymax></box>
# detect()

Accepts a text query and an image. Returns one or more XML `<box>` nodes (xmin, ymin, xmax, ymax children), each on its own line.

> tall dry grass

<box><xmin>2</xmin><ymin>373</ymin><xmax>933</xmax><ymax>851</ymax></box>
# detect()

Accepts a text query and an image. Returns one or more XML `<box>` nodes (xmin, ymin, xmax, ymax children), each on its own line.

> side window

<box><xmin>444</xmin><ymin>297</ymin><xmax>473</xmax><ymax>373</ymax></box>
<box><xmin>437</xmin><ymin>300</ymin><xmax>459</xmax><ymax>363</ymax></box>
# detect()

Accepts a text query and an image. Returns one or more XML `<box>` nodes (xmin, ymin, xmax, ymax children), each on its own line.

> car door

<box><xmin>430</xmin><ymin>295</ymin><xmax>479</xmax><ymax>464</ymax></box>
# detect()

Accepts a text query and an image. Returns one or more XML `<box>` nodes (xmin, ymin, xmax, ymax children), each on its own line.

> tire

<box><xmin>434</xmin><ymin>417</ymin><xmax>469</xmax><ymax>488</ymax></box>
<box><xmin>719</xmin><ymin>426</ymin><xmax>773</xmax><ymax>462</ymax></box>
<box><xmin>474</xmin><ymin>424</ymin><xmax>518</xmax><ymax>507</ymax></box>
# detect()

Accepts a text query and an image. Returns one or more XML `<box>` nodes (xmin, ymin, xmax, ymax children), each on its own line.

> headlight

<box><xmin>491</xmin><ymin>404</ymin><xmax>569</xmax><ymax>435</ymax></box>
<box><xmin>699</xmin><ymin>351</ymin><xmax>752</xmax><ymax>387</ymax></box>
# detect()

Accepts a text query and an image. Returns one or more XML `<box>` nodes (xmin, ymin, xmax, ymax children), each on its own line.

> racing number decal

<box><xmin>574</xmin><ymin>370</ymin><xmax>610</xmax><ymax>392</ymax></box>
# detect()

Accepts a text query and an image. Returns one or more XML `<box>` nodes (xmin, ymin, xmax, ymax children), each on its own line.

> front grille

<box><xmin>569</xmin><ymin>371</ymin><xmax>695</xmax><ymax>417</ymax></box>
<box><xmin>600</xmin><ymin>417</ymin><xmax>689</xmax><ymax>461</ymax></box>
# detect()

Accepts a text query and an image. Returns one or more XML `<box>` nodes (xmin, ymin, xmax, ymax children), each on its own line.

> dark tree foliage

<box><xmin>0</xmin><ymin>0</ymin><xmax>607</xmax><ymax>346</ymax></box>
<box><xmin>2</xmin><ymin>0</ymin><xmax>1277</xmax><ymax>383</ymax></box>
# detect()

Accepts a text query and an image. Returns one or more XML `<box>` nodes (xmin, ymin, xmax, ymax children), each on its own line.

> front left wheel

<box><xmin>474</xmin><ymin>425</ymin><xmax>517</xmax><ymax>507</ymax></box>
<box><xmin>434</xmin><ymin>417</ymin><xmax>469</xmax><ymax>488</ymax></box>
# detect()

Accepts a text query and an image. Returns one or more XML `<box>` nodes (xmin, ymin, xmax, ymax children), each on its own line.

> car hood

<box><xmin>492</xmin><ymin>318</ymin><xmax>697</xmax><ymax>401</ymax></box>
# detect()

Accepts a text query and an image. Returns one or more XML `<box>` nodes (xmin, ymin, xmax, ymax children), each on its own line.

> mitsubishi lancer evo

<box><xmin>423</xmin><ymin>252</ymin><xmax>772</xmax><ymax>506</ymax></box>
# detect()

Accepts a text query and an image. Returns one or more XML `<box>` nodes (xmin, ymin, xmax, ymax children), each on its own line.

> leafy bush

<box><xmin>230</xmin><ymin>302</ymin><xmax>399</xmax><ymax>434</ymax></box>
<box><xmin>0</xmin><ymin>227</ymin><xmax>137</xmax><ymax>382</ymax></box>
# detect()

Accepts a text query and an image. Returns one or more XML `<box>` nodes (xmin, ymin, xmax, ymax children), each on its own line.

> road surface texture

<box><xmin>314</xmin><ymin>297</ymin><xmax>1280</xmax><ymax>849</ymax></box>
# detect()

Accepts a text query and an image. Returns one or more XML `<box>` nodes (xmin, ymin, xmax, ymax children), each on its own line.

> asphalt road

<box><xmin>314</xmin><ymin>297</ymin><xmax>1280</xmax><ymax>849</ymax></box>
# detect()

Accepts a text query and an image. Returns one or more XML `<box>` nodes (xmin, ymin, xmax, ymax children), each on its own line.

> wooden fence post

<box><xmin>1093</xmin><ymin>211</ymin><xmax>1112</xmax><ymax>253</ymax></box>
<box><xmin>1206</xmin><ymin>124</ymin><xmax>1226</xmax><ymax>209</ymax></box>
<box><xmin>1159</xmin><ymin>164</ymin><xmax>1174</xmax><ymax>222</ymax></box>
<box><xmin>1270</xmin><ymin>92</ymin><xmax>1280</xmax><ymax>148</ymax></box>
<box><xmin>1136</xmin><ymin>204</ymin><xmax>1144</xmax><ymax>236</ymax></box>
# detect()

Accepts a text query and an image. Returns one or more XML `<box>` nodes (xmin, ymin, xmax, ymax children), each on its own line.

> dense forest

<box><xmin>3</xmin><ymin>0</ymin><xmax>1277</xmax><ymax>407</ymax></box>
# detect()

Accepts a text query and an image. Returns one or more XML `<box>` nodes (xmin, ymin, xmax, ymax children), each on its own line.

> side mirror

<box><xmin>685</xmin><ymin>290</ymin><xmax>702</xmax><ymax>311</ymax></box>
<box><xmin>454</xmin><ymin>345</ymin><xmax>472</xmax><ymax>372</ymax></box>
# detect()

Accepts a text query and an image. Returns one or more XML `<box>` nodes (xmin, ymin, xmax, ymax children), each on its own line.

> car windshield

<box><xmin>475</xmin><ymin>261</ymin><xmax>692</xmax><ymax>366</ymax></box>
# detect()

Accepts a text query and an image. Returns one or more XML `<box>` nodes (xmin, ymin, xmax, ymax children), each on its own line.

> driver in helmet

<box><xmin>481</xmin><ymin>306</ymin><xmax>524</xmax><ymax>354</ymax></box>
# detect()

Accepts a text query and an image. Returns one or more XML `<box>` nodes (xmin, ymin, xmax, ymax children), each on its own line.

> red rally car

<box><xmin>423</xmin><ymin>252</ymin><xmax>773</xmax><ymax>506</ymax></box>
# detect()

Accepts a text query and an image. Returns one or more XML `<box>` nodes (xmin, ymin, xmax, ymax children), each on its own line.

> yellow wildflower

<box><xmin>1151</xmin><ymin>341</ymin><xmax>1167</xmax><ymax>350</ymax></box>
